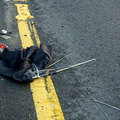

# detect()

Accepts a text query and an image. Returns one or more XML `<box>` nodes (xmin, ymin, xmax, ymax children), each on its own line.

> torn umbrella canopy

<box><xmin>0</xmin><ymin>43</ymin><xmax>53</xmax><ymax>82</ymax></box>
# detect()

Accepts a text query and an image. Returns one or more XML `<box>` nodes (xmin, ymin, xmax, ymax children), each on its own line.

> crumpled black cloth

<box><xmin>0</xmin><ymin>43</ymin><xmax>53</xmax><ymax>82</ymax></box>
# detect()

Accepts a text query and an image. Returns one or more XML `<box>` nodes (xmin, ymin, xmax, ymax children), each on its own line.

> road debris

<box><xmin>47</xmin><ymin>53</ymin><xmax>71</xmax><ymax>68</ymax></box>
<box><xmin>1</xmin><ymin>30</ymin><xmax>8</xmax><ymax>35</ymax></box>
<box><xmin>28</xmin><ymin>58</ymin><xmax>96</xmax><ymax>79</ymax></box>
<box><xmin>0</xmin><ymin>43</ymin><xmax>53</xmax><ymax>82</ymax></box>
<box><xmin>94</xmin><ymin>99</ymin><xmax>120</xmax><ymax>111</ymax></box>
<box><xmin>0</xmin><ymin>35</ymin><xmax>11</xmax><ymax>40</ymax></box>
<box><xmin>0</xmin><ymin>43</ymin><xmax>8</xmax><ymax>53</ymax></box>
<box><xmin>0</xmin><ymin>42</ymin><xmax>96</xmax><ymax>82</ymax></box>
<box><xmin>76</xmin><ymin>77</ymin><xmax>111</xmax><ymax>120</ymax></box>
<box><xmin>0</xmin><ymin>30</ymin><xmax>11</xmax><ymax>40</ymax></box>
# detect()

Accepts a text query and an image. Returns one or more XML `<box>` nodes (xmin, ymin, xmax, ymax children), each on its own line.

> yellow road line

<box><xmin>28</xmin><ymin>21</ymin><xmax>40</xmax><ymax>47</ymax></box>
<box><xmin>15</xmin><ymin>3</ymin><xmax>65</xmax><ymax>120</ymax></box>
<box><xmin>15</xmin><ymin>4</ymin><xmax>34</xmax><ymax>21</ymax></box>
<box><xmin>17</xmin><ymin>20</ymin><xmax>33</xmax><ymax>47</ymax></box>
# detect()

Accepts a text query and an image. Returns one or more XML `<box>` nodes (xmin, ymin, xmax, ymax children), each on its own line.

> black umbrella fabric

<box><xmin>0</xmin><ymin>43</ymin><xmax>53</xmax><ymax>82</ymax></box>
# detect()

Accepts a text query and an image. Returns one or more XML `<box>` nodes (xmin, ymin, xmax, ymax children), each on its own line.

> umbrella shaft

<box><xmin>56</xmin><ymin>58</ymin><xmax>96</xmax><ymax>73</ymax></box>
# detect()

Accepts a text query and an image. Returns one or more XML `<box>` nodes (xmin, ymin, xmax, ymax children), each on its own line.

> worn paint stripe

<box><xmin>28</xmin><ymin>21</ymin><xmax>40</xmax><ymax>47</ymax></box>
<box><xmin>15</xmin><ymin>3</ymin><xmax>65</xmax><ymax>120</ymax></box>
<box><xmin>15</xmin><ymin>4</ymin><xmax>34</xmax><ymax>21</ymax></box>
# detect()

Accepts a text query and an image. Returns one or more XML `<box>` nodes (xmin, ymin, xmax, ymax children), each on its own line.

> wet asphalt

<box><xmin>0</xmin><ymin>0</ymin><xmax>120</xmax><ymax>120</ymax></box>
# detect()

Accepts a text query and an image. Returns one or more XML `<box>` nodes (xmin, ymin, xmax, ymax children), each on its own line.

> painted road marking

<box><xmin>28</xmin><ymin>21</ymin><xmax>40</xmax><ymax>47</ymax></box>
<box><xmin>15</xmin><ymin>3</ymin><xmax>65</xmax><ymax>120</ymax></box>
<box><xmin>15</xmin><ymin>4</ymin><xmax>34</xmax><ymax>21</ymax></box>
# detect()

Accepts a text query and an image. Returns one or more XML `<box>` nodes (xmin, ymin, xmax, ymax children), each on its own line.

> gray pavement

<box><xmin>0</xmin><ymin>1</ymin><xmax>36</xmax><ymax>120</ymax></box>
<box><xmin>30</xmin><ymin>0</ymin><xmax>120</xmax><ymax>120</ymax></box>
<box><xmin>0</xmin><ymin>0</ymin><xmax>120</xmax><ymax>120</ymax></box>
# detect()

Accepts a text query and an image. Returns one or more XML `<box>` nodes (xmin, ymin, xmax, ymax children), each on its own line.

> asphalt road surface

<box><xmin>0</xmin><ymin>0</ymin><xmax>120</xmax><ymax>120</ymax></box>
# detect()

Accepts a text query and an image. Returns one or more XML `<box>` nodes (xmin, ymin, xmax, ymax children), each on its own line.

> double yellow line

<box><xmin>14</xmin><ymin>1</ymin><xmax>65</xmax><ymax>120</ymax></box>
